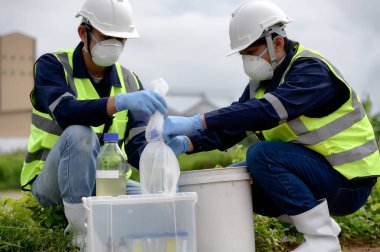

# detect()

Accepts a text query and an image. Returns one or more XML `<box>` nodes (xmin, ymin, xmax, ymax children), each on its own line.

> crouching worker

<box><xmin>20</xmin><ymin>0</ymin><xmax>167</xmax><ymax>248</ymax></box>
<box><xmin>163</xmin><ymin>1</ymin><xmax>380</xmax><ymax>251</ymax></box>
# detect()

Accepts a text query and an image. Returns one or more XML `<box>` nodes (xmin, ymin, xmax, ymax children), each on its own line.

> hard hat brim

<box><xmin>226</xmin><ymin>43</ymin><xmax>251</xmax><ymax>57</ymax></box>
<box><xmin>75</xmin><ymin>13</ymin><xmax>140</xmax><ymax>39</ymax></box>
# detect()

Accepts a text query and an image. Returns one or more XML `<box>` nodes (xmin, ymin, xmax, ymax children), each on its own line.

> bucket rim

<box><xmin>178</xmin><ymin>167</ymin><xmax>251</xmax><ymax>186</ymax></box>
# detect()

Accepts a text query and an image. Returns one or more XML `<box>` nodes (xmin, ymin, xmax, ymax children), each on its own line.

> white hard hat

<box><xmin>228</xmin><ymin>0</ymin><xmax>292</xmax><ymax>55</ymax></box>
<box><xmin>76</xmin><ymin>0</ymin><xmax>139</xmax><ymax>39</ymax></box>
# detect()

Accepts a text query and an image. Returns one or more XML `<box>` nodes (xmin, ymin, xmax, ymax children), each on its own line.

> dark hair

<box><xmin>81</xmin><ymin>21</ymin><xmax>93</xmax><ymax>32</ymax></box>
<box><xmin>80</xmin><ymin>21</ymin><xmax>94</xmax><ymax>56</ymax></box>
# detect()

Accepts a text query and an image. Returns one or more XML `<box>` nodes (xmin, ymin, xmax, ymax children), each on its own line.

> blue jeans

<box><xmin>237</xmin><ymin>141</ymin><xmax>376</xmax><ymax>216</ymax></box>
<box><xmin>31</xmin><ymin>125</ymin><xmax>141</xmax><ymax>207</ymax></box>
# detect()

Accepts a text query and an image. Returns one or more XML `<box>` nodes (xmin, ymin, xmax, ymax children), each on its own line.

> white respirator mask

<box><xmin>88</xmin><ymin>33</ymin><xmax>124</xmax><ymax>67</ymax></box>
<box><xmin>242</xmin><ymin>48</ymin><xmax>274</xmax><ymax>81</ymax></box>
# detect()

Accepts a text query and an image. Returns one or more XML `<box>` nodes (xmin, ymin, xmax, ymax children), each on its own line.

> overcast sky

<box><xmin>1</xmin><ymin>0</ymin><xmax>380</xmax><ymax>113</ymax></box>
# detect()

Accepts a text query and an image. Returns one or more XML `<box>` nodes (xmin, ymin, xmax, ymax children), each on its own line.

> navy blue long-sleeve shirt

<box><xmin>189</xmin><ymin>42</ymin><xmax>350</xmax><ymax>152</ymax></box>
<box><xmin>33</xmin><ymin>42</ymin><xmax>149</xmax><ymax>168</ymax></box>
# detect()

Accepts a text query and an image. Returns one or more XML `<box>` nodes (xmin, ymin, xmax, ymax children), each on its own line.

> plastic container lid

<box><xmin>82</xmin><ymin>192</ymin><xmax>197</xmax><ymax>206</ymax></box>
<box><xmin>104</xmin><ymin>133</ymin><xmax>118</xmax><ymax>142</ymax></box>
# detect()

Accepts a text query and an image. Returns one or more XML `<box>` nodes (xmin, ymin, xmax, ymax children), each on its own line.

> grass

<box><xmin>0</xmin><ymin>147</ymin><xmax>379</xmax><ymax>251</ymax></box>
<box><xmin>0</xmin><ymin>192</ymin><xmax>71</xmax><ymax>251</ymax></box>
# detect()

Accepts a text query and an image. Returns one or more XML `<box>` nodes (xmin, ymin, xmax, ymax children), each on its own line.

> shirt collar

<box><xmin>72</xmin><ymin>42</ymin><xmax>122</xmax><ymax>88</ymax></box>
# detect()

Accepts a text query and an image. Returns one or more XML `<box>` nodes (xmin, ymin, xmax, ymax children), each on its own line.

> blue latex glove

<box><xmin>115</xmin><ymin>90</ymin><xmax>167</xmax><ymax>115</ymax></box>
<box><xmin>166</xmin><ymin>136</ymin><xmax>189</xmax><ymax>156</ymax></box>
<box><xmin>163</xmin><ymin>113</ymin><xmax>204</xmax><ymax>138</ymax></box>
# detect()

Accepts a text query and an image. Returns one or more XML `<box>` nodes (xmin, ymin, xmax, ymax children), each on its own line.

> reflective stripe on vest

<box><xmin>21</xmin><ymin>49</ymin><xmax>140</xmax><ymax>190</ymax></box>
<box><xmin>253</xmin><ymin>44</ymin><xmax>380</xmax><ymax>179</ymax></box>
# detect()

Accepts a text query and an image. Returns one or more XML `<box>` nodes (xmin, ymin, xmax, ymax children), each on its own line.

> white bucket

<box><xmin>178</xmin><ymin>167</ymin><xmax>255</xmax><ymax>252</ymax></box>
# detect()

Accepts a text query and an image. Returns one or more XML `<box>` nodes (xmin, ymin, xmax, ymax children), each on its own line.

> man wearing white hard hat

<box><xmin>20</xmin><ymin>0</ymin><xmax>167</xmax><ymax>248</ymax></box>
<box><xmin>163</xmin><ymin>0</ymin><xmax>380</xmax><ymax>251</ymax></box>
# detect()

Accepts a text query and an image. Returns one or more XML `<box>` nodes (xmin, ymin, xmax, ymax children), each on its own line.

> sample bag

<box><xmin>139</xmin><ymin>78</ymin><xmax>180</xmax><ymax>194</ymax></box>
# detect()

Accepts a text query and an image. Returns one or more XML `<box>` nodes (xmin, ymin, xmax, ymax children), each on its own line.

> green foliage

<box><xmin>0</xmin><ymin>192</ymin><xmax>70</xmax><ymax>251</ymax></box>
<box><xmin>0</xmin><ymin>151</ymin><xmax>24</xmax><ymax>190</ymax></box>
<box><xmin>370</xmin><ymin>113</ymin><xmax>380</xmax><ymax>143</ymax></box>
<box><xmin>231</xmin><ymin>144</ymin><xmax>247</xmax><ymax>164</ymax></box>
<box><xmin>335</xmin><ymin>182</ymin><xmax>380</xmax><ymax>247</ymax></box>
<box><xmin>254</xmin><ymin>215</ymin><xmax>300</xmax><ymax>252</ymax></box>
<box><xmin>362</xmin><ymin>93</ymin><xmax>380</xmax><ymax>142</ymax></box>
<box><xmin>361</xmin><ymin>93</ymin><xmax>373</xmax><ymax>115</ymax></box>
<box><xmin>178</xmin><ymin>149</ymin><xmax>234</xmax><ymax>171</ymax></box>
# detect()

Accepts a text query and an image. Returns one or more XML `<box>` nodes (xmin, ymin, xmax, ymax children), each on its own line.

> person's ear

<box><xmin>78</xmin><ymin>25</ymin><xmax>87</xmax><ymax>44</ymax></box>
<box><xmin>273</xmin><ymin>36</ymin><xmax>285</xmax><ymax>51</ymax></box>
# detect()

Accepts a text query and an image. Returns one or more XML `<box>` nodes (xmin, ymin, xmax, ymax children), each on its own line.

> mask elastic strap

<box><xmin>257</xmin><ymin>48</ymin><xmax>268</xmax><ymax>58</ymax></box>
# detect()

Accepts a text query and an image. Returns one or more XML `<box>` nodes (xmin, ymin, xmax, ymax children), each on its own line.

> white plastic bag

<box><xmin>139</xmin><ymin>78</ymin><xmax>180</xmax><ymax>194</ymax></box>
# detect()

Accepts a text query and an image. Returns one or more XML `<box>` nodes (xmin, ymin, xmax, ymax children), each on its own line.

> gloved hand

<box><xmin>166</xmin><ymin>136</ymin><xmax>189</xmax><ymax>156</ymax></box>
<box><xmin>115</xmin><ymin>90</ymin><xmax>167</xmax><ymax>115</ymax></box>
<box><xmin>163</xmin><ymin>113</ymin><xmax>204</xmax><ymax>138</ymax></box>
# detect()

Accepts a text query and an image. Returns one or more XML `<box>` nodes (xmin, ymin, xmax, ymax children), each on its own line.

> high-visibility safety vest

<box><xmin>21</xmin><ymin>49</ymin><xmax>141</xmax><ymax>190</ymax></box>
<box><xmin>251</xmin><ymin>44</ymin><xmax>380</xmax><ymax>179</ymax></box>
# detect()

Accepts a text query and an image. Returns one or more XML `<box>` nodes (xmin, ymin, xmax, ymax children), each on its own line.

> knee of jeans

<box><xmin>64</xmin><ymin>125</ymin><xmax>99</xmax><ymax>154</ymax></box>
<box><xmin>246</xmin><ymin>142</ymin><xmax>270</xmax><ymax>170</ymax></box>
<box><xmin>31</xmin><ymin>185</ymin><xmax>62</xmax><ymax>207</ymax></box>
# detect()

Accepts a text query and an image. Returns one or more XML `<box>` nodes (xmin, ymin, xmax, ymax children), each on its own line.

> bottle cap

<box><xmin>103</xmin><ymin>133</ymin><xmax>118</xmax><ymax>142</ymax></box>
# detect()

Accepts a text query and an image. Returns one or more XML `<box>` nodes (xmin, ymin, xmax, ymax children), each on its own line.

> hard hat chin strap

<box><xmin>264</xmin><ymin>24</ymin><xmax>286</xmax><ymax>71</ymax></box>
<box><xmin>265</xmin><ymin>34</ymin><xmax>277</xmax><ymax>70</ymax></box>
<box><xmin>263</xmin><ymin>24</ymin><xmax>287</xmax><ymax>70</ymax></box>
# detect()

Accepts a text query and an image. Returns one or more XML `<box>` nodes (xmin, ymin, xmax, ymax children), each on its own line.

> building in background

<box><xmin>0</xmin><ymin>32</ymin><xmax>35</xmax><ymax>138</ymax></box>
<box><xmin>167</xmin><ymin>92</ymin><xmax>220</xmax><ymax>116</ymax></box>
<box><xmin>182</xmin><ymin>93</ymin><xmax>219</xmax><ymax>116</ymax></box>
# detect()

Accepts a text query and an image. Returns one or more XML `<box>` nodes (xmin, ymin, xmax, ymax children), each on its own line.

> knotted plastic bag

<box><xmin>139</xmin><ymin>78</ymin><xmax>180</xmax><ymax>194</ymax></box>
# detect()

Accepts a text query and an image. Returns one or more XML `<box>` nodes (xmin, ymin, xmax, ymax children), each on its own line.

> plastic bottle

<box><xmin>96</xmin><ymin>133</ymin><xmax>127</xmax><ymax>196</ymax></box>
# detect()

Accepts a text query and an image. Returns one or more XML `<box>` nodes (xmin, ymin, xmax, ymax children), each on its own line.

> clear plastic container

<box><xmin>96</xmin><ymin>133</ymin><xmax>127</xmax><ymax>196</ymax></box>
<box><xmin>83</xmin><ymin>192</ymin><xmax>197</xmax><ymax>252</ymax></box>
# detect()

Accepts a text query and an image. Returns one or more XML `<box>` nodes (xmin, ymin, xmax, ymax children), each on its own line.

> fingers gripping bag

<box><xmin>139</xmin><ymin>78</ymin><xmax>180</xmax><ymax>194</ymax></box>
